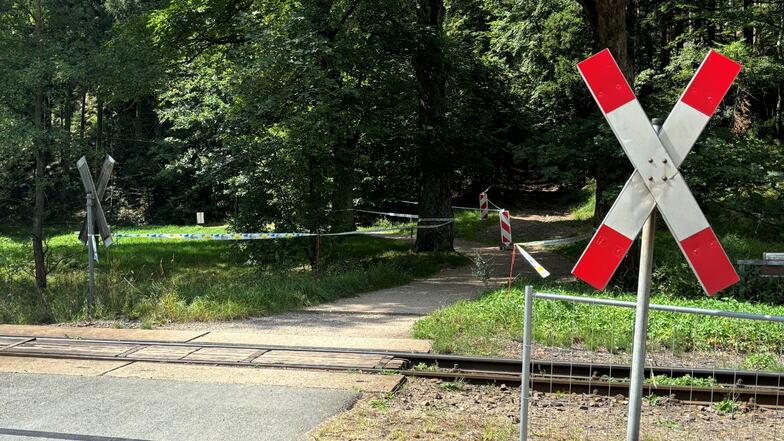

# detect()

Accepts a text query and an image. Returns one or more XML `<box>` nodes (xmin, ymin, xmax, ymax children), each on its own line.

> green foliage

<box><xmin>1</xmin><ymin>0</ymin><xmax>782</xmax><ymax>319</ymax></box>
<box><xmin>452</xmin><ymin>210</ymin><xmax>497</xmax><ymax>244</ymax></box>
<box><xmin>643</xmin><ymin>394</ymin><xmax>660</xmax><ymax>407</ymax></box>
<box><xmin>439</xmin><ymin>380</ymin><xmax>465</xmax><ymax>391</ymax></box>
<box><xmin>651</xmin><ymin>232</ymin><xmax>784</xmax><ymax>303</ymax></box>
<box><xmin>740</xmin><ymin>353</ymin><xmax>784</xmax><ymax>372</ymax></box>
<box><xmin>569</xmin><ymin>181</ymin><xmax>596</xmax><ymax>221</ymax></box>
<box><xmin>655</xmin><ymin>418</ymin><xmax>681</xmax><ymax>429</ymax></box>
<box><xmin>0</xmin><ymin>226</ymin><xmax>466</xmax><ymax>324</ymax></box>
<box><xmin>645</xmin><ymin>374</ymin><xmax>717</xmax><ymax>388</ymax></box>
<box><xmin>413</xmin><ymin>279</ymin><xmax>784</xmax><ymax>356</ymax></box>
<box><xmin>714</xmin><ymin>397</ymin><xmax>741</xmax><ymax>414</ymax></box>
<box><xmin>368</xmin><ymin>399</ymin><xmax>389</xmax><ymax>410</ymax></box>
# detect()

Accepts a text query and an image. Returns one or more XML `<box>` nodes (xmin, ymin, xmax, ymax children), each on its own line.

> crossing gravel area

<box><xmin>0</xmin><ymin>372</ymin><xmax>358</xmax><ymax>441</ymax></box>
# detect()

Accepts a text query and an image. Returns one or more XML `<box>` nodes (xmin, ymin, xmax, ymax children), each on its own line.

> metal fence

<box><xmin>519</xmin><ymin>285</ymin><xmax>784</xmax><ymax>441</ymax></box>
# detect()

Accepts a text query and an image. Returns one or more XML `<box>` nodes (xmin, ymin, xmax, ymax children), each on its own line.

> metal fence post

<box><xmin>86</xmin><ymin>192</ymin><xmax>95</xmax><ymax>317</ymax></box>
<box><xmin>626</xmin><ymin>119</ymin><xmax>662</xmax><ymax>441</ymax></box>
<box><xmin>520</xmin><ymin>285</ymin><xmax>534</xmax><ymax>441</ymax></box>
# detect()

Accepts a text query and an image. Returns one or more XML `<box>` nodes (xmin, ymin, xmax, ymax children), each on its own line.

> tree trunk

<box><xmin>414</xmin><ymin>0</ymin><xmax>453</xmax><ymax>252</ymax></box>
<box><xmin>32</xmin><ymin>90</ymin><xmax>48</xmax><ymax>292</ymax></box>
<box><xmin>743</xmin><ymin>0</ymin><xmax>754</xmax><ymax>45</ymax></box>
<box><xmin>97</xmin><ymin>96</ymin><xmax>104</xmax><ymax>152</ymax></box>
<box><xmin>706</xmin><ymin>0</ymin><xmax>716</xmax><ymax>44</ymax></box>
<box><xmin>577</xmin><ymin>0</ymin><xmax>632</xmax><ymax>224</ymax></box>
<box><xmin>63</xmin><ymin>87</ymin><xmax>73</xmax><ymax>133</ymax></box>
<box><xmin>331</xmin><ymin>134</ymin><xmax>358</xmax><ymax>232</ymax></box>
<box><xmin>80</xmin><ymin>89</ymin><xmax>87</xmax><ymax>138</ymax></box>
<box><xmin>32</xmin><ymin>0</ymin><xmax>47</xmax><ymax>292</ymax></box>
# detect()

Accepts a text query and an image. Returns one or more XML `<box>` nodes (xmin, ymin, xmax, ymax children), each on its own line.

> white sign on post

<box><xmin>196</xmin><ymin>212</ymin><xmax>205</xmax><ymax>224</ymax></box>
<box><xmin>77</xmin><ymin>156</ymin><xmax>114</xmax><ymax>247</ymax></box>
<box><xmin>572</xmin><ymin>49</ymin><xmax>742</xmax><ymax>296</ymax></box>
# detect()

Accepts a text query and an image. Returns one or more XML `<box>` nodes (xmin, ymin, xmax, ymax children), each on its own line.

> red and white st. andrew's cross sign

<box><xmin>572</xmin><ymin>49</ymin><xmax>742</xmax><ymax>295</ymax></box>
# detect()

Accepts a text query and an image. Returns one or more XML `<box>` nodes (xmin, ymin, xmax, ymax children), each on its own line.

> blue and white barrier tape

<box><xmin>340</xmin><ymin>208</ymin><xmax>453</xmax><ymax>222</ymax></box>
<box><xmin>104</xmin><ymin>220</ymin><xmax>454</xmax><ymax>241</ymax></box>
<box><xmin>519</xmin><ymin>232</ymin><xmax>593</xmax><ymax>248</ymax></box>
<box><xmin>112</xmin><ymin>232</ymin><xmax>310</xmax><ymax>240</ymax></box>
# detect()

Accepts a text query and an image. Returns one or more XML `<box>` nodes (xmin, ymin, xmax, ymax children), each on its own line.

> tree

<box><xmin>414</xmin><ymin>0</ymin><xmax>454</xmax><ymax>252</ymax></box>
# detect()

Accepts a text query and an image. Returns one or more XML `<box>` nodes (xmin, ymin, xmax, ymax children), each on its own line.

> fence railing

<box><xmin>519</xmin><ymin>285</ymin><xmax>784</xmax><ymax>441</ymax></box>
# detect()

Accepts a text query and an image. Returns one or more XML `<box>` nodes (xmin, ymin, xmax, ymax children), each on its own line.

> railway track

<box><xmin>2</xmin><ymin>334</ymin><xmax>782</xmax><ymax>407</ymax></box>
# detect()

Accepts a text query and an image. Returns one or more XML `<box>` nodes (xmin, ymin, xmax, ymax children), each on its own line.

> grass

<box><xmin>0</xmin><ymin>224</ymin><xmax>467</xmax><ymax>324</ymax></box>
<box><xmin>453</xmin><ymin>210</ymin><xmax>498</xmax><ymax>244</ymax></box>
<box><xmin>412</xmin><ymin>278</ymin><xmax>784</xmax><ymax>357</ymax></box>
<box><xmin>569</xmin><ymin>181</ymin><xmax>595</xmax><ymax>221</ymax></box>
<box><xmin>740</xmin><ymin>352</ymin><xmax>784</xmax><ymax>371</ymax></box>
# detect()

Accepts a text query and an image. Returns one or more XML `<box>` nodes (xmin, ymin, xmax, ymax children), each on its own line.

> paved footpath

<box><xmin>164</xmin><ymin>236</ymin><xmax>575</xmax><ymax>339</ymax></box>
<box><xmin>0</xmin><ymin>372</ymin><xmax>357</xmax><ymax>441</ymax></box>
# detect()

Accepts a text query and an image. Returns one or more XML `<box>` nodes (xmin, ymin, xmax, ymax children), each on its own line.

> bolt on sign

<box><xmin>572</xmin><ymin>50</ymin><xmax>742</xmax><ymax>295</ymax></box>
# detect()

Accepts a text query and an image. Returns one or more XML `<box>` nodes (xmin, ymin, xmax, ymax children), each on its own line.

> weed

<box><xmin>413</xmin><ymin>362</ymin><xmax>439</xmax><ymax>372</ymax></box>
<box><xmin>740</xmin><ymin>352</ymin><xmax>784</xmax><ymax>371</ymax></box>
<box><xmin>644</xmin><ymin>374</ymin><xmax>717</xmax><ymax>388</ymax></box>
<box><xmin>439</xmin><ymin>379</ymin><xmax>465</xmax><ymax>391</ymax></box>
<box><xmin>471</xmin><ymin>251</ymin><xmax>494</xmax><ymax>288</ymax></box>
<box><xmin>600</xmin><ymin>375</ymin><xmax>621</xmax><ymax>383</ymax></box>
<box><xmin>479</xmin><ymin>419</ymin><xmax>516</xmax><ymax>440</ymax></box>
<box><xmin>112</xmin><ymin>322</ymin><xmax>124</xmax><ymax>329</ymax></box>
<box><xmin>654</xmin><ymin>418</ymin><xmax>681</xmax><ymax>429</ymax></box>
<box><xmin>643</xmin><ymin>394</ymin><xmax>660</xmax><ymax>406</ymax></box>
<box><xmin>140</xmin><ymin>319</ymin><xmax>154</xmax><ymax>330</ymax></box>
<box><xmin>714</xmin><ymin>397</ymin><xmax>741</xmax><ymax>414</ymax></box>
<box><xmin>369</xmin><ymin>399</ymin><xmax>389</xmax><ymax>410</ymax></box>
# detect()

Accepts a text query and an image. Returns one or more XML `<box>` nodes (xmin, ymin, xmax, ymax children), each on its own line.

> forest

<box><xmin>0</xmin><ymin>0</ymin><xmax>782</xmax><ymax>315</ymax></box>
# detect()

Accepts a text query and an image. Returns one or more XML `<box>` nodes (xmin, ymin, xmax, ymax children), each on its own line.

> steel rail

<box><xmin>2</xmin><ymin>334</ymin><xmax>783</xmax><ymax>407</ymax></box>
<box><xmin>4</xmin><ymin>334</ymin><xmax>781</xmax><ymax>385</ymax></box>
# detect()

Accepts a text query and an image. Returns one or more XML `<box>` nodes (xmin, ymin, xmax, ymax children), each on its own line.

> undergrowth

<box><xmin>0</xmin><ymin>225</ymin><xmax>467</xmax><ymax>324</ymax></box>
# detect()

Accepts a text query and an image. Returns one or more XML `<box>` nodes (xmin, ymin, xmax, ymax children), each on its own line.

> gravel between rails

<box><xmin>310</xmin><ymin>377</ymin><xmax>784</xmax><ymax>441</ymax></box>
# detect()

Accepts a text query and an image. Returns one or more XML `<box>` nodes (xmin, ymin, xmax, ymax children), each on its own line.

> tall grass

<box><xmin>413</xmin><ymin>279</ymin><xmax>784</xmax><ymax>357</ymax></box>
<box><xmin>569</xmin><ymin>181</ymin><xmax>596</xmax><ymax>221</ymax></box>
<box><xmin>0</xmin><ymin>225</ymin><xmax>467</xmax><ymax>324</ymax></box>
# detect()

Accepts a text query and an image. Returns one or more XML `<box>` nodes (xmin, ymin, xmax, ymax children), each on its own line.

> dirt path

<box><xmin>162</xmin><ymin>206</ymin><xmax>585</xmax><ymax>339</ymax></box>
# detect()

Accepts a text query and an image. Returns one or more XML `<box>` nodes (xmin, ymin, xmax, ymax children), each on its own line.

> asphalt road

<box><xmin>0</xmin><ymin>372</ymin><xmax>358</xmax><ymax>441</ymax></box>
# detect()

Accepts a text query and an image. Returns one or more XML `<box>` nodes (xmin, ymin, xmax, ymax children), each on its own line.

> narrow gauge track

<box><xmin>2</xmin><ymin>334</ymin><xmax>782</xmax><ymax>407</ymax></box>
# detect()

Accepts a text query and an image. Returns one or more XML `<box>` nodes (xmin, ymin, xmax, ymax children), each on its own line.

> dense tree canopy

<box><xmin>0</xmin><ymin>0</ymin><xmax>781</xmax><ymax>288</ymax></box>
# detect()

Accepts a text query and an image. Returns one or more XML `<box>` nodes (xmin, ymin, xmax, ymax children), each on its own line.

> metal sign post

<box><xmin>85</xmin><ymin>192</ymin><xmax>95</xmax><ymax>315</ymax></box>
<box><xmin>76</xmin><ymin>155</ymin><xmax>115</xmax><ymax>316</ymax></box>
<box><xmin>571</xmin><ymin>49</ymin><xmax>743</xmax><ymax>441</ymax></box>
<box><xmin>626</xmin><ymin>119</ymin><xmax>661</xmax><ymax>438</ymax></box>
